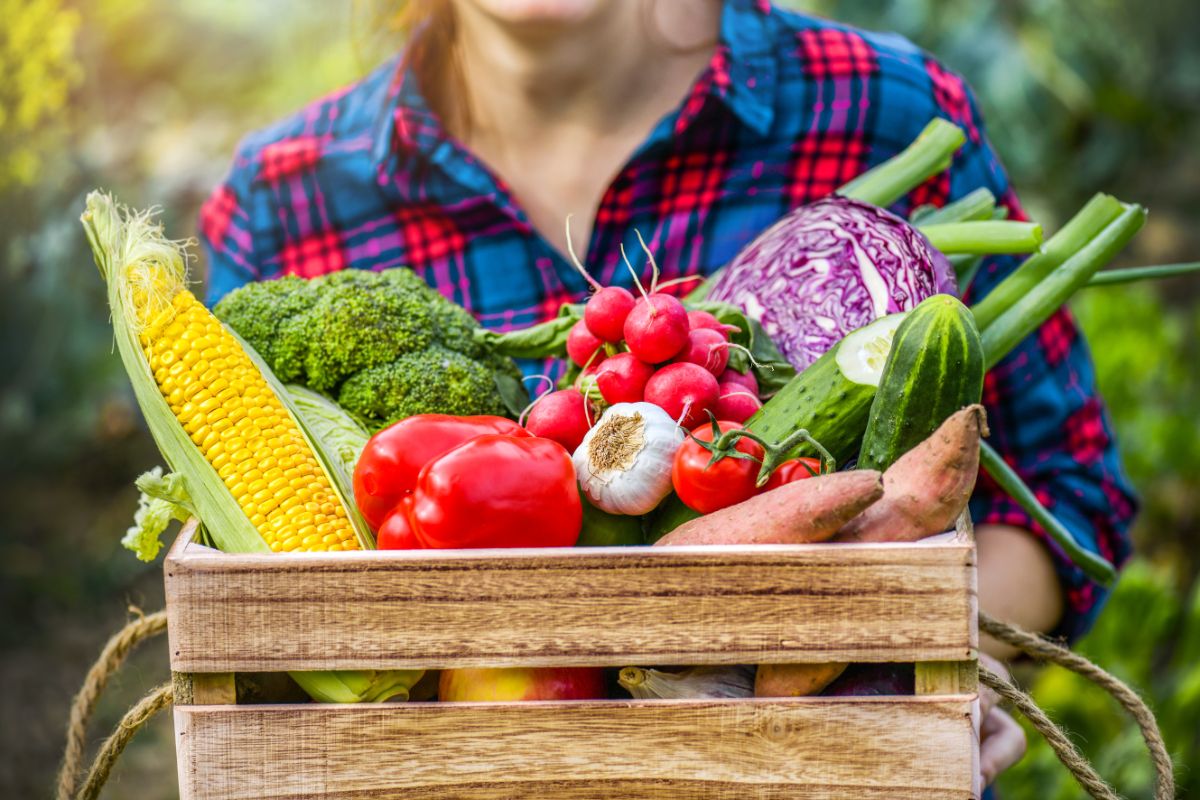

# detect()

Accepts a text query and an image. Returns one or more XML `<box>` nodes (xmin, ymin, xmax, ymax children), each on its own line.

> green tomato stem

<box><xmin>711</xmin><ymin>427</ymin><xmax>836</xmax><ymax>488</ymax></box>
<box><xmin>921</xmin><ymin>221</ymin><xmax>1044</xmax><ymax>255</ymax></box>
<box><xmin>979</xmin><ymin>441</ymin><xmax>1116</xmax><ymax>586</ymax></box>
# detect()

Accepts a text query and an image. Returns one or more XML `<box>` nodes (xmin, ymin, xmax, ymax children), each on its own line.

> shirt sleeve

<box><xmin>197</xmin><ymin>147</ymin><xmax>261</xmax><ymax>306</ymax></box>
<box><xmin>913</xmin><ymin>62</ymin><xmax>1137</xmax><ymax>643</ymax></box>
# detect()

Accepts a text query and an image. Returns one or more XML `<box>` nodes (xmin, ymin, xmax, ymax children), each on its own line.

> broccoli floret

<box><xmin>337</xmin><ymin>346</ymin><xmax>509</xmax><ymax>428</ymax></box>
<box><xmin>214</xmin><ymin>267</ymin><xmax>527</xmax><ymax>426</ymax></box>
<box><xmin>212</xmin><ymin>276</ymin><xmax>316</xmax><ymax>378</ymax></box>
<box><xmin>302</xmin><ymin>282</ymin><xmax>434</xmax><ymax>393</ymax></box>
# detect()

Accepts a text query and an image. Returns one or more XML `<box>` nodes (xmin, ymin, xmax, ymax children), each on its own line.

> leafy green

<box><xmin>122</xmin><ymin>467</ymin><xmax>194</xmax><ymax>562</ymax></box>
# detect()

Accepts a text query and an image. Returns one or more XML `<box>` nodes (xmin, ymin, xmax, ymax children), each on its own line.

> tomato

<box><xmin>376</xmin><ymin>498</ymin><xmax>421</xmax><ymax>549</ymax></box>
<box><xmin>353</xmin><ymin>414</ymin><xmax>528</xmax><ymax>531</ymax></box>
<box><xmin>763</xmin><ymin>457</ymin><xmax>823</xmax><ymax>491</ymax></box>
<box><xmin>411</xmin><ymin>434</ymin><xmax>582</xmax><ymax>549</ymax></box>
<box><xmin>671</xmin><ymin>421</ymin><xmax>765</xmax><ymax>514</ymax></box>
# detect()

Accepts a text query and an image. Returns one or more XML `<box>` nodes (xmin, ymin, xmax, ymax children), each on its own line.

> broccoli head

<box><xmin>337</xmin><ymin>346</ymin><xmax>510</xmax><ymax>427</ymax></box>
<box><xmin>212</xmin><ymin>267</ymin><xmax>528</xmax><ymax>428</ymax></box>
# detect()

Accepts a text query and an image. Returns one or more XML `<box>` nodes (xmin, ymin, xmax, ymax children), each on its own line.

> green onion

<box><xmin>1085</xmin><ymin>262</ymin><xmax>1200</xmax><ymax>287</ymax></box>
<box><xmin>839</xmin><ymin>119</ymin><xmax>967</xmax><ymax>208</ymax></box>
<box><xmin>981</xmin><ymin>203</ymin><xmax>1146</xmax><ymax>369</ymax></box>
<box><xmin>979</xmin><ymin>441</ymin><xmax>1116</xmax><ymax>586</ymax></box>
<box><xmin>912</xmin><ymin>187</ymin><xmax>997</xmax><ymax>225</ymax></box>
<box><xmin>972</xmin><ymin>194</ymin><xmax>1125</xmax><ymax>330</ymax></box>
<box><xmin>921</xmin><ymin>221</ymin><xmax>1044</xmax><ymax>255</ymax></box>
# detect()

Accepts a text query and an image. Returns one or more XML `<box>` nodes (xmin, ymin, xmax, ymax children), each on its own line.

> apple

<box><xmin>438</xmin><ymin>667</ymin><xmax>606</xmax><ymax>702</ymax></box>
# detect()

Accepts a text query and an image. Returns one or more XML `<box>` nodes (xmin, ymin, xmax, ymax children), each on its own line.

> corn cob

<box><xmin>138</xmin><ymin>290</ymin><xmax>356</xmax><ymax>552</ymax></box>
<box><xmin>82</xmin><ymin>191</ymin><xmax>371</xmax><ymax>554</ymax></box>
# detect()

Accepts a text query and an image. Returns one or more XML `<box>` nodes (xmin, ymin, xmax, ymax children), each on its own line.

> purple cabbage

<box><xmin>708</xmin><ymin>196</ymin><xmax>957</xmax><ymax>371</ymax></box>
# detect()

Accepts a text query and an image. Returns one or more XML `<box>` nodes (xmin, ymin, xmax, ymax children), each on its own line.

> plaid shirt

<box><xmin>199</xmin><ymin>0</ymin><xmax>1134</xmax><ymax>641</ymax></box>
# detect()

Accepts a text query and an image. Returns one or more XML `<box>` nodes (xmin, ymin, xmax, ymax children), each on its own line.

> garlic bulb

<box><xmin>572</xmin><ymin>402</ymin><xmax>684</xmax><ymax>515</ymax></box>
<box><xmin>619</xmin><ymin>666</ymin><xmax>756</xmax><ymax>700</ymax></box>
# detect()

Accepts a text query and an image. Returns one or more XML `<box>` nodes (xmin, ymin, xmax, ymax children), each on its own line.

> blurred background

<box><xmin>1</xmin><ymin>0</ymin><xmax>1196</xmax><ymax>797</ymax></box>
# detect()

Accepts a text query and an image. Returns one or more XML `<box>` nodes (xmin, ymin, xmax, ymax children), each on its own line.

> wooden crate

<box><xmin>166</xmin><ymin>519</ymin><xmax>980</xmax><ymax>799</ymax></box>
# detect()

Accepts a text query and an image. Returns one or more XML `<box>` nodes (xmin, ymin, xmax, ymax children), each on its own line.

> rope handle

<box><xmin>58</xmin><ymin>610</ymin><xmax>1175</xmax><ymax>800</ymax></box>
<box><xmin>979</xmin><ymin>610</ymin><xmax>1175</xmax><ymax>800</ymax></box>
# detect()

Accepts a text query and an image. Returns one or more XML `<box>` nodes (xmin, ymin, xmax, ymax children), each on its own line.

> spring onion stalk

<box><xmin>972</xmin><ymin>194</ymin><xmax>1125</xmax><ymax>330</ymax></box>
<box><xmin>921</xmin><ymin>221</ymin><xmax>1044</xmax><ymax>256</ymax></box>
<box><xmin>913</xmin><ymin>187</ymin><xmax>997</xmax><ymax>226</ymax></box>
<box><xmin>839</xmin><ymin>119</ymin><xmax>967</xmax><ymax>208</ymax></box>
<box><xmin>1085</xmin><ymin>262</ymin><xmax>1200</xmax><ymax>287</ymax></box>
<box><xmin>982</xmin><ymin>203</ymin><xmax>1145</xmax><ymax>369</ymax></box>
<box><xmin>979</xmin><ymin>441</ymin><xmax>1116</xmax><ymax>586</ymax></box>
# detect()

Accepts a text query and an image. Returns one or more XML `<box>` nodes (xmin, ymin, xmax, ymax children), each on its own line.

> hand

<box><xmin>979</xmin><ymin>652</ymin><xmax>1027</xmax><ymax>787</ymax></box>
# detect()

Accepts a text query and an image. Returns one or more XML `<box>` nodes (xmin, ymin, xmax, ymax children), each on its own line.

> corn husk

<box><xmin>619</xmin><ymin>666</ymin><xmax>756</xmax><ymax>700</ymax></box>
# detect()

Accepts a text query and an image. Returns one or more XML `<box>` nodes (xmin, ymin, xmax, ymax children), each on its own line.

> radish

<box><xmin>674</xmin><ymin>328</ymin><xmax>730</xmax><ymax>375</ymax></box>
<box><xmin>584</xmin><ymin>286</ymin><xmax>636</xmax><ymax>343</ymax></box>
<box><xmin>686</xmin><ymin>309</ymin><xmax>738</xmax><ymax>337</ymax></box>
<box><xmin>719</xmin><ymin>368</ymin><xmax>758</xmax><ymax>395</ymax></box>
<box><xmin>594</xmin><ymin>353</ymin><xmax>656</xmax><ymax>405</ymax></box>
<box><xmin>715</xmin><ymin>382</ymin><xmax>762</xmax><ymax>423</ymax></box>
<box><xmin>645</xmin><ymin>362</ymin><xmax>720</xmax><ymax>429</ymax></box>
<box><xmin>565</xmin><ymin>319</ymin><xmax>606</xmax><ymax>367</ymax></box>
<box><xmin>623</xmin><ymin>294</ymin><xmax>690</xmax><ymax>363</ymax></box>
<box><xmin>524</xmin><ymin>389</ymin><xmax>593</xmax><ymax>453</ymax></box>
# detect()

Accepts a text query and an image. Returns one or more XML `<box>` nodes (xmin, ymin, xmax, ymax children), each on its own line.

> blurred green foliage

<box><xmin>0</xmin><ymin>1</ymin><xmax>1196</xmax><ymax>798</ymax></box>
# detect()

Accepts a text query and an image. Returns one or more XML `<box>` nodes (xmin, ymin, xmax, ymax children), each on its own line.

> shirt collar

<box><xmin>372</xmin><ymin>0</ymin><xmax>779</xmax><ymax>178</ymax></box>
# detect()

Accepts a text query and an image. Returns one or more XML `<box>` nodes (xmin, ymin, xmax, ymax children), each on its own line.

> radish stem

<box><xmin>620</xmin><ymin>243</ymin><xmax>652</xmax><ymax>303</ymax></box>
<box><xmin>564</xmin><ymin>214</ymin><xmax>602</xmax><ymax>291</ymax></box>
<box><xmin>634</xmin><ymin>229</ymin><xmax>661</xmax><ymax>293</ymax></box>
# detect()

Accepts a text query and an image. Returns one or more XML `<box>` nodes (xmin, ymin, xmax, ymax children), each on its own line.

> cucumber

<box><xmin>858</xmin><ymin>295</ymin><xmax>984</xmax><ymax>471</ymax></box>
<box><xmin>747</xmin><ymin>312</ymin><xmax>907</xmax><ymax>465</ymax></box>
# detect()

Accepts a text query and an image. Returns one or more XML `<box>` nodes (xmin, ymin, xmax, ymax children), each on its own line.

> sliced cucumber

<box><xmin>748</xmin><ymin>312</ymin><xmax>906</xmax><ymax>465</ymax></box>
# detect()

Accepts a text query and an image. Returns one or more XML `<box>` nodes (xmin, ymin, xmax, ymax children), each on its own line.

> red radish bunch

<box><xmin>559</xmin><ymin>223</ymin><xmax>765</xmax><ymax>434</ymax></box>
<box><xmin>524</xmin><ymin>389</ymin><xmax>594</xmax><ymax>453</ymax></box>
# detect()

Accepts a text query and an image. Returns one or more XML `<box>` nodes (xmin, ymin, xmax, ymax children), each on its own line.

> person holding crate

<box><xmin>199</xmin><ymin>0</ymin><xmax>1136</xmax><ymax>789</ymax></box>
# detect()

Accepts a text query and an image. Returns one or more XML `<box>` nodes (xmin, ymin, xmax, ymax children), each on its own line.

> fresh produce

<box><xmin>623</xmin><ymin>293</ymin><xmax>691</xmax><ymax>363</ymax></box>
<box><xmin>577</xmin><ymin>498</ymin><xmax>644</xmax><ymax>546</ymax></box>
<box><xmin>674</xmin><ymin>327</ymin><xmax>730</xmax><ymax>375</ymax></box>
<box><xmin>718</xmin><ymin>367</ymin><xmax>758</xmax><ymax>395</ymax></box>
<box><xmin>755</xmin><ymin>663</ymin><xmax>848</xmax><ymax>698</ymax></box>
<box><xmin>686</xmin><ymin>309</ymin><xmax>738</xmax><ymax>335</ymax></box>
<box><xmin>705</xmin><ymin>196</ymin><xmax>955</xmax><ymax>371</ymax></box>
<box><xmin>858</xmin><ymin>294</ymin><xmax>984</xmax><ymax>471</ymax></box>
<box><xmin>406</xmin><ymin>434</ymin><xmax>582</xmax><ymax>549</ymax></box>
<box><xmin>376</xmin><ymin>497</ymin><xmax>421</xmax><ymax>550</ymax></box>
<box><xmin>353</xmin><ymin>414</ymin><xmax>527</xmax><ymax>531</ymax></box>
<box><xmin>439</xmin><ymin>667</ymin><xmax>606</xmax><ymax>702</ymax></box>
<box><xmin>584</xmin><ymin>285</ymin><xmax>637</xmax><ymax>343</ymax></box>
<box><xmin>619</xmin><ymin>666</ymin><xmax>755</xmax><ymax>700</ymax></box>
<box><xmin>213</xmin><ymin>268</ymin><xmax>527</xmax><ymax>430</ymax></box>
<box><xmin>655</xmin><ymin>470</ymin><xmax>883</xmax><ymax>546</ymax></box>
<box><xmin>644</xmin><ymin>362</ymin><xmax>720</xmax><ymax>428</ymax></box>
<box><xmin>762</xmin><ymin>457</ymin><xmax>821</xmax><ymax>491</ymax></box>
<box><xmin>84</xmin><ymin>194</ymin><xmax>424</xmax><ymax>704</ymax></box>
<box><xmin>713</xmin><ymin>383</ymin><xmax>761</xmax><ymax>423</ymax></box>
<box><xmin>837</xmin><ymin>405</ymin><xmax>988</xmax><ymax>543</ymax></box>
<box><xmin>524</xmin><ymin>388</ymin><xmax>593</xmax><ymax>453</ymax></box>
<box><xmin>83</xmin><ymin>193</ymin><xmax>369</xmax><ymax>555</ymax></box>
<box><xmin>565</xmin><ymin>319</ymin><xmax>607</xmax><ymax>367</ymax></box>
<box><xmin>285</xmin><ymin>384</ymin><xmax>370</xmax><ymax>478</ymax></box>
<box><xmin>746</xmin><ymin>312</ymin><xmax>907</xmax><ymax>464</ymax></box>
<box><xmin>593</xmin><ymin>352</ymin><xmax>656</xmax><ymax>405</ymax></box>
<box><xmin>671</xmin><ymin>421</ymin><xmax>765</xmax><ymax>514</ymax></box>
<box><xmin>573</xmin><ymin>403</ymin><xmax>685</xmax><ymax>515</ymax></box>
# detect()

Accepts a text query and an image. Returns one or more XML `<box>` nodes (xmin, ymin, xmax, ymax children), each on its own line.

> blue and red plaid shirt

<box><xmin>199</xmin><ymin>0</ymin><xmax>1134</xmax><ymax>641</ymax></box>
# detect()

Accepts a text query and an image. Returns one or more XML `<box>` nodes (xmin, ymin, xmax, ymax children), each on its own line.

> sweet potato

<box><xmin>655</xmin><ymin>470</ymin><xmax>884</xmax><ymax>547</ymax></box>
<box><xmin>836</xmin><ymin>404</ymin><xmax>988</xmax><ymax>543</ymax></box>
<box><xmin>755</xmin><ymin>662</ymin><xmax>848</xmax><ymax>698</ymax></box>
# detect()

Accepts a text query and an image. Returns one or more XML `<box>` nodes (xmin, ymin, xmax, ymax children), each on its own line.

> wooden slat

<box><xmin>915</xmin><ymin>661</ymin><xmax>978</xmax><ymax>695</ymax></box>
<box><xmin>175</xmin><ymin>696</ymin><xmax>977</xmax><ymax>800</ymax></box>
<box><xmin>165</xmin><ymin>534</ymin><xmax>976</xmax><ymax>671</ymax></box>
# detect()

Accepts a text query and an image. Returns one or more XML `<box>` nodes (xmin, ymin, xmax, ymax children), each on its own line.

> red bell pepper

<box><xmin>354</xmin><ymin>414</ymin><xmax>528</xmax><ymax>531</ymax></box>
<box><xmin>410</xmin><ymin>434</ymin><xmax>581</xmax><ymax>549</ymax></box>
